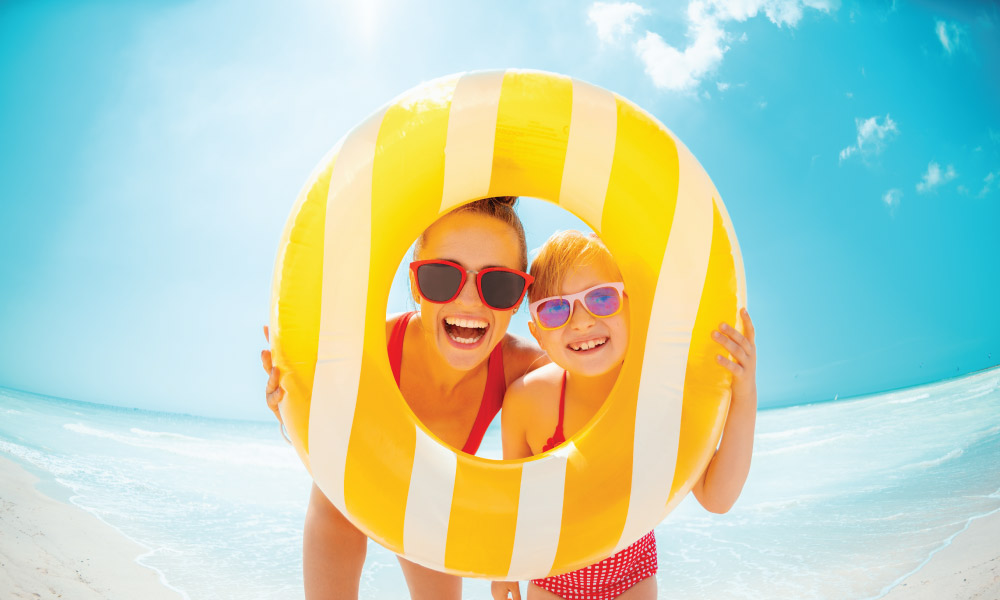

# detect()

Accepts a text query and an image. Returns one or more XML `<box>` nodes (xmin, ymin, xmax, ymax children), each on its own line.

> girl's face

<box><xmin>411</xmin><ymin>211</ymin><xmax>523</xmax><ymax>372</ymax></box>
<box><xmin>529</xmin><ymin>261</ymin><xmax>629</xmax><ymax>377</ymax></box>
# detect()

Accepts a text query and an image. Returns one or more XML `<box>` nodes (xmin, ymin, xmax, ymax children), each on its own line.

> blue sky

<box><xmin>1</xmin><ymin>0</ymin><xmax>997</xmax><ymax>420</ymax></box>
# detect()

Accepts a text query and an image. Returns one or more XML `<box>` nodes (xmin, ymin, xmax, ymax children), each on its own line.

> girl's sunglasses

<box><xmin>409</xmin><ymin>260</ymin><xmax>534</xmax><ymax>311</ymax></box>
<box><xmin>529</xmin><ymin>282</ymin><xmax>625</xmax><ymax>330</ymax></box>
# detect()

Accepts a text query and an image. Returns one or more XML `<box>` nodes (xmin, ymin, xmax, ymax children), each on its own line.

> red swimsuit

<box><xmin>530</xmin><ymin>371</ymin><xmax>658</xmax><ymax>600</ymax></box>
<box><xmin>387</xmin><ymin>312</ymin><xmax>505</xmax><ymax>455</ymax></box>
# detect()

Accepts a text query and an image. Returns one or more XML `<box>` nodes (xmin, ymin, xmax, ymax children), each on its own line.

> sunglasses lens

<box><xmin>416</xmin><ymin>263</ymin><xmax>463</xmax><ymax>302</ymax></box>
<box><xmin>535</xmin><ymin>299</ymin><xmax>571</xmax><ymax>329</ymax></box>
<box><xmin>479</xmin><ymin>270</ymin><xmax>528</xmax><ymax>310</ymax></box>
<box><xmin>584</xmin><ymin>286</ymin><xmax>622</xmax><ymax>317</ymax></box>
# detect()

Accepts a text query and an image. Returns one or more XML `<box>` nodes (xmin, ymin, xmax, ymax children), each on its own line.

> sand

<box><xmin>881</xmin><ymin>508</ymin><xmax>1000</xmax><ymax>599</ymax></box>
<box><xmin>0</xmin><ymin>456</ymin><xmax>183</xmax><ymax>600</ymax></box>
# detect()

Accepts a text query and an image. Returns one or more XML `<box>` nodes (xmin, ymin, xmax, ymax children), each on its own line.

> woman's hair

<box><xmin>528</xmin><ymin>230</ymin><xmax>622</xmax><ymax>303</ymax></box>
<box><xmin>414</xmin><ymin>196</ymin><xmax>528</xmax><ymax>270</ymax></box>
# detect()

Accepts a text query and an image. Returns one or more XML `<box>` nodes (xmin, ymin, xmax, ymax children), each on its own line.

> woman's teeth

<box><xmin>444</xmin><ymin>316</ymin><xmax>488</xmax><ymax>344</ymax></box>
<box><xmin>569</xmin><ymin>337</ymin><xmax>608</xmax><ymax>352</ymax></box>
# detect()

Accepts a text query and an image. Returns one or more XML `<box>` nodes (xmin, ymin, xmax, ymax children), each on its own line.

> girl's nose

<box><xmin>568</xmin><ymin>299</ymin><xmax>595</xmax><ymax>329</ymax></box>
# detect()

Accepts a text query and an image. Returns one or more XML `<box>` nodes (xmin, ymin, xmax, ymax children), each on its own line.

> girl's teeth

<box><xmin>570</xmin><ymin>338</ymin><xmax>607</xmax><ymax>351</ymax></box>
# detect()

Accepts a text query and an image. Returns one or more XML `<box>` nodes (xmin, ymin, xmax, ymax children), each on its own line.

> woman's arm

<box><xmin>303</xmin><ymin>485</ymin><xmax>368</xmax><ymax>599</ymax></box>
<box><xmin>692</xmin><ymin>309</ymin><xmax>757</xmax><ymax>514</ymax></box>
<box><xmin>491</xmin><ymin>381</ymin><xmax>537</xmax><ymax>600</ymax></box>
<box><xmin>502</xmin><ymin>334</ymin><xmax>550</xmax><ymax>385</ymax></box>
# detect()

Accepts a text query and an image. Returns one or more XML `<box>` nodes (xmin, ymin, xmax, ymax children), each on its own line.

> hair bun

<box><xmin>488</xmin><ymin>196</ymin><xmax>519</xmax><ymax>209</ymax></box>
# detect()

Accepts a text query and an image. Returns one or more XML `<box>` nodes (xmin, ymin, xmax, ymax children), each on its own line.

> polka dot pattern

<box><xmin>530</xmin><ymin>531</ymin><xmax>657</xmax><ymax>599</ymax></box>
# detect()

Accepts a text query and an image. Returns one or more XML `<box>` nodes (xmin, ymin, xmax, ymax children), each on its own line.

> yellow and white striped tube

<box><xmin>269</xmin><ymin>69</ymin><xmax>746</xmax><ymax>580</ymax></box>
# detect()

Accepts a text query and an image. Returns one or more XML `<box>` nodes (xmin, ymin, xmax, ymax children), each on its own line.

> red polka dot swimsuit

<box><xmin>530</xmin><ymin>372</ymin><xmax>658</xmax><ymax>600</ymax></box>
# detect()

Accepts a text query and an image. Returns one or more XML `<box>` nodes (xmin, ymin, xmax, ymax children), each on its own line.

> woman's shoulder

<box><xmin>385</xmin><ymin>311</ymin><xmax>416</xmax><ymax>338</ymax></box>
<box><xmin>500</xmin><ymin>332</ymin><xmax>549</xmax><ymax>384</ymax></box>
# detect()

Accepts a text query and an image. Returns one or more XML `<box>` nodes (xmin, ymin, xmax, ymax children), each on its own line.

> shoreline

<box><xmin>0</xmin><ymin>455</ymin><xmax>184</xmax><ymax>600</ymax></box>
<box><xmin>879</xmin><ymin>507</ymin><xmax>1000</xmax><ymax>599</ymax></box>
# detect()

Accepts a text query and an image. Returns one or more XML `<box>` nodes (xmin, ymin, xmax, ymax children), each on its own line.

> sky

<box><xmin>1</xmin><ymin>0</ymin><xmax>997</xmax><ymax>420</ymax></box>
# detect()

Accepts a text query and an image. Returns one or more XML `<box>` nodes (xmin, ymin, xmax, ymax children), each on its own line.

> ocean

<box><xmin>1</xmin><ymin>366</ymin><xmax>998</xmax><ymax>599</ymax></box>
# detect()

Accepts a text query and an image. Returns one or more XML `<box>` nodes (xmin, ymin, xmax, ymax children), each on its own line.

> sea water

<box><xmin>1</xmin><ymin>367</ymin><xmax>998</xmax><ymax>599</ymax></box>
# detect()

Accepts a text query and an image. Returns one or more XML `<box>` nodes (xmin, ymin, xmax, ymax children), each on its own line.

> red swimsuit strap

<box><xmin>387</xmin><ymin>312</ymin><xmax>505</xmax><ymax>455</ymax></box>
<box><xmin>542</xmin><ymin>371</ymin><xmax>568</xmax><ymax>452</ymax></box>
<box><xmin>388</xmin><ymin>312</ymin><xmax>417</xmax><ymax>386</ymax></box>
<box><xmin>461</xmin><ymin>343</ymin><xmax>506</xmax><ymax>455</ymax></box>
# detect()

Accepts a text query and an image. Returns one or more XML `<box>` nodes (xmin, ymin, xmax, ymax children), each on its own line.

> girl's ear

<box><xmin>527</xmin><ymin>320</ymin><xmax>541</xmax><ymax>345</ymax></box>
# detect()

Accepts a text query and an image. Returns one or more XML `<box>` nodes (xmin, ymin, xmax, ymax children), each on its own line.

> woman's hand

<box><xmin>261</xmin><ymin>326</ymin><xmax>285</xmax><ymax>425</ymax></box>
<box><xmin>491</xmin><ymin>580</ymin><xmax>522</xmax><ymax>600</ymax></box>
<box><xmin>712</xmin><ymin>308</ymin><xmax>757</xmax><ymax>408</ymax></box>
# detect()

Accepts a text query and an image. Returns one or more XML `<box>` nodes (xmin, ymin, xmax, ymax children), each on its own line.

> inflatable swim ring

<box><xmin>269</xmin><ymin>69</ymin><xmax>746</xmax><ymax>579</ymax></box>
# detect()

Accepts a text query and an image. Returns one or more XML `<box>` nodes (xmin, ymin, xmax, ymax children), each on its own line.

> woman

<box><xmin>261</xmin><ymin>197</ymin><xmax>548</xmax><ymax>600</ymax></box>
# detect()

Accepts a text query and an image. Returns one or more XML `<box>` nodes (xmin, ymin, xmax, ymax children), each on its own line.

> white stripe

<box><xmin>505</xmin><ymin>444</ymin><xmax>572</xmax><ymax>580</ymax></box>
<box><xmin>615</xmin><ymin>136</ymin><xmax>715</xmax><ymax>552</ymax></box>
<box><xmin>402</xmin><ymin>427</ymin><xmax>458</xmax><ymax>565</ymax></box>
<box><xmin>440</xmin><ymin>71</ymin><xmax>506</xmax><ymax>213</ymax></box>
<box><xmin>558</xmin><ymin>80</ymin><xmax>618</xmax><ymax>229</ymax></box>
<box><xmin>307</xmin><ymin>108</ymin><xmax>385</xmax><ymax>515</ymax></box>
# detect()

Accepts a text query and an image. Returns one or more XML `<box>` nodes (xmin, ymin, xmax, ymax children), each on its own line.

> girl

<box><xmin>492</xmin><ymin>231</ymin><xmax>757</xmax><ymax>600</ymax></box>
<box><xmin>262</xmin><ymin>197</ymin><xmax>549</xmax><ymax>600</ymax></box>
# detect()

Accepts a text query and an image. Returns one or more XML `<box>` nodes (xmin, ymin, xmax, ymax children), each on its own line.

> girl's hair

<box><xmin>528</xmin><ymin>230</ymin><xmax>622</xmax><ymax>303</ymax></box>
<box><xmin>414</xmin><ymin>196</ymin><xmax>528</xmax><ymax>270</ymax></box>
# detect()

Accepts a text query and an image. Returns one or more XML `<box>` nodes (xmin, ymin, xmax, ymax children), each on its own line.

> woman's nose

<box><xmin>454</xmin><ymin>273</ymin><xmax>482</xmax><ymax>307</ymax></box>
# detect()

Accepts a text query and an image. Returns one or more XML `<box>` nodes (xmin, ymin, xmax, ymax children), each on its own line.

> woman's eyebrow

<box><xmin>437</xmin><ymin>258</ymin><xmax>508</xmax><ymax>271</ymax></box>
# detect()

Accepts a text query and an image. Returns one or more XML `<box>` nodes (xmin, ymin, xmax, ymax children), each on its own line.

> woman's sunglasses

<box><xmin>529</xmin><ymin>282</ymin><xmax>625</xmax><ymax>330</ymax></box>
<box><xmin>409</xmin><ymin>260</ymin><xmax>534</xmax><ymax>311</ymax></box>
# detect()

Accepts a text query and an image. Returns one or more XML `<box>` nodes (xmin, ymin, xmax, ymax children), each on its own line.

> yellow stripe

<box><xmin>672</xmin><ymin>201</ymin><xmax>738</xmax><ymax>497</ymax></box>
<box><xmin>444</xmin><ymin>456</ymin><xmax>522</xmax><ymax>574</ymax></box>
<box><xmin>271</xmin><ymin>152</ymin><xmax>337</xmax><ymax>462</ymax></box>
<box><xmin>488</xmin><ymin>70</ymin><xmax>573</xmax><ymax>199</ymax></box>
<box><xmin>343</xmin><ymin>78</ymin><xmax>457</xmax><ymax>550</ymax></box>
<box><xmin>549</xmin><ymin>96</ymin><xmax>680</xmax><ymax>574</ymax></box>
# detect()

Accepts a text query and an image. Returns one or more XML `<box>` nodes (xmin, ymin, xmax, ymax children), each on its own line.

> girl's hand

<box><xmin>491</xmin><ymin>580</ymin><xmax>522</xmax><ymax>600</ymax></box>
<box><xmin>261</xmin><ymin>326</ymin><xmax>285</xmax><ymax>424</ymax></box>
<box><xmin>712</xmin><ymin>308</ymin><xmax>757</xmax><ymax>407</ymax></box>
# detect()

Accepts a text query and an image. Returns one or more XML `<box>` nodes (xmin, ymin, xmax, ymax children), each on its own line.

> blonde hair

<box><xmin>528</xmin><ymin>230</ymin><xmax>622</xmax><ymax>303</ymax></box>
<box><xmin>414</xmin><ymin>196</ymin><xmax>528</xmax><ymax>270</ymax></box>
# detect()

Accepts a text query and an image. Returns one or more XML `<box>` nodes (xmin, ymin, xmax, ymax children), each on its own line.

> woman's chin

<box><xmin>438</xmin><ymin>332</ymin><xmax>493</xmax><ymax>370</ymax></box>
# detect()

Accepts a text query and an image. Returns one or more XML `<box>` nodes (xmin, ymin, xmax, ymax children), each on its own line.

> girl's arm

<box><xmin>692</xmin><ymin>309</ymin><xmax>758</xmax><ymax>514</ymax></box>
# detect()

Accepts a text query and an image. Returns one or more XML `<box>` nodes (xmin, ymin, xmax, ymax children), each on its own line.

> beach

<box><xmin>0</xmin><ymin>456</ymin><xmax>182</xmax><ymax>600</ymax></box>
<box><xmin>881</xmin><ymin>509</ymin><xmax>1000</xmax><ymax>600</ymax></box>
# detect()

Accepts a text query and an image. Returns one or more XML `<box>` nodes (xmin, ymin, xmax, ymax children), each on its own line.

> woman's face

<box><xmin>411</xmin><ymin>211</ymin><xmax>523</xmax><ymax>372</ymax></box>
<box><xmin>529</xmin><ymin>261</ymin><xmax>629</xmax><ymax>378</ymax></box>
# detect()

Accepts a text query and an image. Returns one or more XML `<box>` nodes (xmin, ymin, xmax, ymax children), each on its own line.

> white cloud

<box><xmin>978</xmin><ymin>170</ymin><xmax>1000</xmax><ymax>198</ymax></box>
<box><xmin>717</xmin><ymin>81</ymin><xmax>730</xmax><ymax>91</ymax></box>
<box><xmin>621</xmin><ymin>0</ymin><xmax>838</xmax><ymax>92</ymax></box>
<box><xmin>882</xmin><ymin>188</ymin><xmax>902</xmax><ymax>210</ymax></box>
<box><xmin>935</xmin><ymin>20</ymin><xmax>965</xmax><ymax>54</ymax></box>
<box><xmin>588</xmin><ymin>2</ymin><xmax>650</xmax><ymax>44</ymax></box>
<box><xmin>916</xmin><ymin>161</ymin><xmax>957</xmax><ymax>193</ymax></box>
<box><xmin>839</xmin><ymin>114</ymin><xmax>899</xmax><ymax>163</ymax></box>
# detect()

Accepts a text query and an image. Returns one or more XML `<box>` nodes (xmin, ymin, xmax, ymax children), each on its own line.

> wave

<box><xmin>62</xmin><ymin>423</ymin><xmax>301</xmax><ymax>470</ymax></box>
<box><xmin>753</xmin><ymin>434</ymin><xmax>852</xmax><ymax>457</ymax></box>
<box><xmin>757</xmin><ymin>426</ymin><xmax>820</xmax><ymax>441</ymax></box>
<box><xmin>886</xmin><ymin>393</ymin><xmax>930</xmax><ymax>405</ymax></box>
<box><xmin>908</xmin><ymin>448</ymin><xmax>964</xmax><ymax>470</ymax></box>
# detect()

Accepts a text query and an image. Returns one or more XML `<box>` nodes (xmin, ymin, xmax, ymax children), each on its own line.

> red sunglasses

<box><xmin>409</xmin><ymin>260</ymin><xmax>534</xmax><ymax>311</ymax></box>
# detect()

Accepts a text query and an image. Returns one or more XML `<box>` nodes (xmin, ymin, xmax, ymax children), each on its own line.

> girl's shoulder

<box><xmin>503</xmin><ymin>362</ymin><xmax>562</xmax><ymax>420</ymax></box>
<box><xmin>501</xmin><ymin>332</ymin><xmax>549</xmax><ymax>385</ymax></box>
